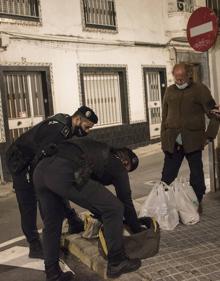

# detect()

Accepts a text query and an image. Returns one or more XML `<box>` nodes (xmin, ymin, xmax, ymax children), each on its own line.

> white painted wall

<box><xmin>0</xmin><ymin>38</ymin><xmax>169</xmax><ymax>122</ymax></box>
<box><xmin>0</xmin><ymin>0</ymin><xmax>202</xmax><ymax>125</ymax></box>
<box><xmin>0</xmin><ymin>0</ymin><xmax>167</xmax><ymax>43</ymax></box>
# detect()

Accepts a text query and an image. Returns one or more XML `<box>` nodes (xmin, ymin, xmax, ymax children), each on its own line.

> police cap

<box><xmin>125</xmin><ymin>147</ymin><xmax>139</xmax><ymax>172</ymax></box>
<box><xmin>112</xmin><ymin>147</ymin><xmax>139</xmax><ymax>172</ymax></box>
<box><xmin>77</xmin><ymin>106</ymin><xmax>98</xmax><ymax>124</ymax></box>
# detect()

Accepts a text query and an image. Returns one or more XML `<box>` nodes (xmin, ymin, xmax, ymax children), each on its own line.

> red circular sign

<box><xmin>187</xmin><ymin>7</ymin><xmax>219</xmax><ymax>52</ymax></box>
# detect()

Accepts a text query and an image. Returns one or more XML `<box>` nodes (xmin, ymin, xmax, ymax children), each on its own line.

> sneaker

<box><xmin>29</xmin><ymin>239</ymin><xmax>44</xmax><ymax>259</ymax></box>
<box><xmin>68</xmin><ymin>216</ymin><xmax>84</xmax><ymax>234</ymax></box>
<box><xmin>107</xmin><ymin>257</ymin><xmax>141</xmax><ymax>278</ymax></box>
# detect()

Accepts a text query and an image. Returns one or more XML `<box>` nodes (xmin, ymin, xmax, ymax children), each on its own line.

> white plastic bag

<box><xmin>139</xmin><ymin>181</ymin><xmax>179</xmax><ymax>230</ymax></box>
<box><xmin>173</xmin><ymin>178</ymin><xmax>199</xmax><ymax>225</ymax></box>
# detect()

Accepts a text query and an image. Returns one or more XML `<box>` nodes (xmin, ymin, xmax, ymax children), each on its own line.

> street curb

<box><xmin>62</xmin><ymin>198</ymin><xmax>145</xmax><ymax>280</ymax></box>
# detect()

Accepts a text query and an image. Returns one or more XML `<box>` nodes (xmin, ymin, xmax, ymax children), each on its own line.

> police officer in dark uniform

<box><xmin>96</xmin><ymin>147</ymin><xmax>142</xmax><ymax>234</ymax></box>
<box><xmin>6</xmin><ymin>106</ymin><xmax>98</xmax><ymax>259</ymax></box>
<box><xmin>33</xmin><ymin>138</ymin><xmax>141</xmax><ymax>281</ymax></box>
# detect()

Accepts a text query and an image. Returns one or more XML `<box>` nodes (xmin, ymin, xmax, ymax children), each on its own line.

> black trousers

<box><xmin>33</xmin><ymin>156</ymin><xmax>125</xmax><ymax>267</ymax></box>
<box><xmin>97</xmin><ymin>154</ymin><xmax>141</xmax><ymax>233</ymax></box>
<box><xmin>161</xmin><ymin>144</ymin><xmax>206</xmax><ymax>202</ymax></box>
<box><xmin>13</xmin><ymin>168</ymin><xmax>77</xmax><ymax>243</ymax></box>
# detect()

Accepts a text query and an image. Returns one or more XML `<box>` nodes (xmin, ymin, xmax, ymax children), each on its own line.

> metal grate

<box><xmin>83</xmin><ymin>0</ymin><xmax>116</xmax><ymax>30</ymax></box>
<box><xmin>168</xmin><ymin>0</ymin><xmax>194</xmax><ymax>13</ymax></box>
<box><xmin>146</xmin><ymin>72</ymin><xmax>162</xmax><ymax>126</ymax></box>
<box><xmin>4</xmin><ymin>72</ymin><xmax>44</xmax><ymax>141</ymax></box>
<box><xmin>177</xmin><ymin>0</ymin><xmax>194</xmax><ymax>12</ymax></box>
<box><xmin>207</xmin><ymin>0</ymin><xmax>220</xmax><ymax>26</ymax></box>
<box><xmin>82</xmin><ymin>72</ymin><xmax>122</xmax><ymax>126</ymax></box>
<box><xmin>0</xmin><ymin>0</ymin><xmax>39</xmax><ymax>20</ymax></box>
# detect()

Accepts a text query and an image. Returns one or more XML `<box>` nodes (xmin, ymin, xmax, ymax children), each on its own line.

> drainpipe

<box><xmin>0</xmin><ymin>155</ymin><xmax>5</xmax><ymax>184</ymax></box>
<box><xmin>207</xmin><ymin>51</ymin><xmax>218</xmax><ymax>192</ymax></box>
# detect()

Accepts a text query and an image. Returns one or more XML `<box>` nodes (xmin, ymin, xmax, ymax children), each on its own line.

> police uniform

<box><xmin>33</xmin><ymin>138</ymin><xmax>141</xmax><ymax>279</ymax></box>
<box><xmin>6</xmin><ymin>107</ymin><xmax>98</xmax><ymax>255</ymax></box>
<box><xmin>96</xmin><ymin>154</ymin><xmax>142</xmax><ymax>233</ymax></box>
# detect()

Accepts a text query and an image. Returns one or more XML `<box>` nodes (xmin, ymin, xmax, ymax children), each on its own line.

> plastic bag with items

<box><xmin>173</xmin><ymin>178</ymin><xmax>199</xmax><ymax>225</ymax></box>
<box><xmin>139</xmin><ymin>181</ymin><xmax>179</xmax><ymax>230</ymax></box>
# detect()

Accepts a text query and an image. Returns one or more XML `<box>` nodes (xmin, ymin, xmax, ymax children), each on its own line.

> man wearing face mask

<box><xmin>160</xmin><ymin>63</ymin><xmax>219</xmax><ymax>213</ymax></box>
<box><xmin>6</xmin><ymin>105</ymin><xmax>98</xmax><ymax>259</ymax></box>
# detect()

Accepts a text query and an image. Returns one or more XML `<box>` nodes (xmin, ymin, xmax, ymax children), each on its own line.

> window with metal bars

<box><xmin>177</xmin><ymin>0</ymin><xmax>194</xmax><ymax>12</ymax></box>
<box><xmin>207</xmin><ymin>0</ymin><xmax>220</xmax><ymax>26</ymax></box>
<box><xmin>80</xmin><ymin>68</ymin><xmax>129</xmax><ymax>127</ymax></box>
<box><xmin>0</xmin><ymin>0</ymin><xmax>39</xmax><ymax>21</ymax></box>
<box><xmin>82</xmin><ymin>0</ymin><xmax>116</xmax><ymax>30</ymax></box>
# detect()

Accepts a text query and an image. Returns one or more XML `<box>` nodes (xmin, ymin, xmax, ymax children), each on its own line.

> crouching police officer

<box><xmin>6</xmin><ymin>106</ymin><xmax>98</xmax><ymax>259</ymax></box>
<box><xmin>94</xmin><ymin>147</ymin><xmax>142</xmax><ymax>233</ymax></box>
<box><xmin>33</xmin><ymin>138</ymin><xmax>141</xmax><ymax>281</ymax></box>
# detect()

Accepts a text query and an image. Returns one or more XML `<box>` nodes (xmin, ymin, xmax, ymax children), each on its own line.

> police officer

<box><xmin>33</xmin><ymin>138</ymin><xmax>141</xmax><ymax>281</ymax></box>
<box><xmin>94</xmin><ymin>147</ymin><xmax>142</xmax><ymax>233</ymax></box>
<box><xmin>6</xmin><ymin>106</ymin><xmax>98</xmax><ymax>259</ymax></box>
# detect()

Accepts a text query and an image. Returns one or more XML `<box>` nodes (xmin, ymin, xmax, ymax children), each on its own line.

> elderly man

<box><xmin>161</xmin><ymin>63</ymin><xmax>219</xmax><ymax>213</ymax></box>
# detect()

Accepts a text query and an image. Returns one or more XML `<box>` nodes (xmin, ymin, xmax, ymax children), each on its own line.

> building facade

<box><xmin>0</xmin><ymin>0</ymin><xmax>207</xmax><ymax>181</ymax></box>
<box><xmin>206</xmin><ymin>0</ymin><xmax>220</xmax><ymax>190</ymax></box>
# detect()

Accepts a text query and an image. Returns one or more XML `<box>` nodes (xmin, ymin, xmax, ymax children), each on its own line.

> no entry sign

<box><xmin>187</xmin><ymin>7</ymin><xmax>219</xmax><ymax>52</ymax></box>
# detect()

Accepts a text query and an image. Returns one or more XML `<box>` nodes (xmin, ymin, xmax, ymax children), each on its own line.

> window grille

<box><xmin>82</xmin><ymin>0</ymin><xmax>116</xmax><ymax>30</ymax></box>
<box><xmin>0</xmin><ymin>0</ymin><xmax>39</xmax><ymax>21</ymax></box>
<box><xmin>177</xmin><ymin>0</ymin><xmax>194</xmax><ymax>12</ymax></box>
<box><xmin>82</xmin><ymin>72</ymin><xmax>123</xmax><ymax>126</ymax></box>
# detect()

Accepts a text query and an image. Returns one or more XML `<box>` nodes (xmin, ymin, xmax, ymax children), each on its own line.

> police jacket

<box><xmin>96</xmin><ymin>154</ymin><xmax>141</xmax><ymax>233</ymax></box>
<box><xmin>59</xmin><ymin>138</ymin><xmax>110</xmax><ymax>179</ymax></box>
<box><xmin>6</xmin><ymin>114</ymin><xmax>73</xmax><ymax>175</ymax></box>
<box><xmin>56</xmin><ymin>138</ymin><xmax>141</xmax><ymax>233</ymax></box>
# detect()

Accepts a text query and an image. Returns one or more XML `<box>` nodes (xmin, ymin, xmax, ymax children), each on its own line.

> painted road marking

<box><xmin>0</xmin><ymin>229</ymin><xmax>42</xmax><ymax>249</ymax></box>
<box><xmin>0</xmin><ymin>246</ymin><xmax>74</xmax><ymax>274</ymax></box>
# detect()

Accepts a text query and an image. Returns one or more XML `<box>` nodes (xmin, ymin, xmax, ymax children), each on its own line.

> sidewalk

<box><xmin>62</xmin><ymin>191</ymin><xmax>220</xmax><ymax>281</ymax></box>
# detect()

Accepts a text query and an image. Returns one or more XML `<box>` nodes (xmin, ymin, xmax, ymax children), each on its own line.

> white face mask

<box><xmin>175</xmin><ymin>82</ymin><xmax>188</xmax><ymax>90</ymax></box>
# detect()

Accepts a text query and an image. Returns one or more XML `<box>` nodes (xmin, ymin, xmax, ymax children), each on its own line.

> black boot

<box><xmin>107</xmin><ymin>257</ymin><xmax>141</xmax><ymax>278</ymax></box>
<box><xmin>68</xmin><ymin>215</ymin><xmax>84</xmax><ymax>234</ymax></box>
<box><xmin>29</xmin><ymin>239</ymin><xmax>44</xmax><ymax>259</ymax></box>
<box><xmin>45</xmin><ymin>263</ymin><xmax>75</xmax><ymax>281</ymax></box>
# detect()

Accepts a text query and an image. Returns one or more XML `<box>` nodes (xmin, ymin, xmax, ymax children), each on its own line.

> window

<box><xmin>82</xmin><ymin>0</ymin><xmax>116</xmax><ymax>30</ymax></box>
<box><xmin>177</xmin><ymin>0</ymin><xmax>194</xmax><ymax>12</ymax></box>
<box><xmin>168</xmin><ymin>0</ymin><xmax>194</xmax><ymax>13</ymax></box>
<box><xmin>207</xmin><ymin>0</ymin><xmax>220</xmax><ymax>26</ymax></box>
<box><xmin>0</xmin><ymin>0</ymin><xmax>39</xmax><ymax>21</ymax></box>
<box><xmin>80</xmin><ymin>68</ymin><xmax>129</xmax><ymax>127</ymax></box>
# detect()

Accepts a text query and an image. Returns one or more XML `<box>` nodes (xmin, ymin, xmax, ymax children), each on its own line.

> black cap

<box><xmin>77</xmin><ymin>106</ymin><xmax>98</xmax><ymax>124</ymax></box>
<box><xmin>111</xmin><ymin>147</ymin><xmax>139</xmax><ymax>172</ymax></box>
<box><xmin>125</xmin><ymin>148</ymin><xmax>139</xmax><ymax>172</ymax></box>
